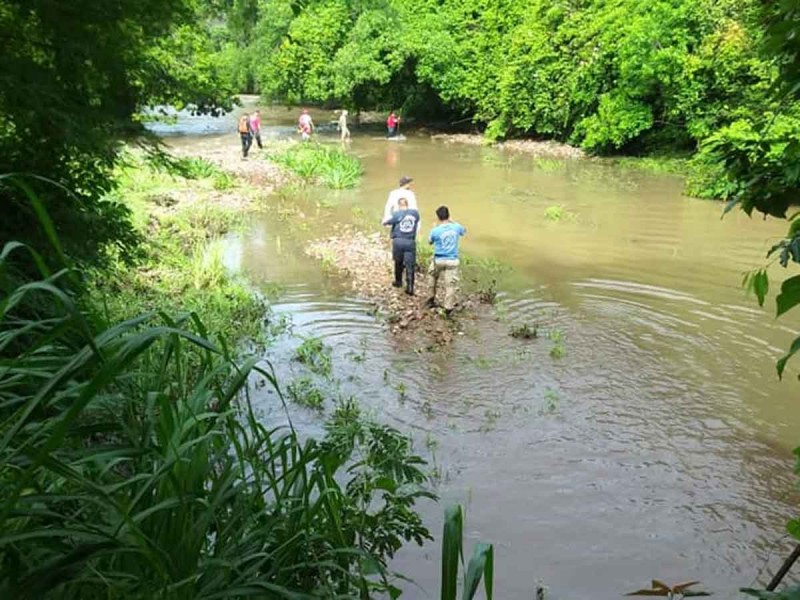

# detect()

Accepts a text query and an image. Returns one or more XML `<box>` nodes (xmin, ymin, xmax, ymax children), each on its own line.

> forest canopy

<box><xmin>219</xmin><ymin>0</ymin><xmax>784</xmax><ymax>154</ymax></box>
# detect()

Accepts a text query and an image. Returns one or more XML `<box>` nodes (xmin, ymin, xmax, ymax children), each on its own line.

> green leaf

<box><xmin>441</xmin><ymin>505</ymin><xmax>463</xmax><ymax>600</ymax></box>
<box><xmin>788</xmin><ymin>519</ymin><xmax>800</xmax><ymax>540</ymax></box>
<box><xmin>741</xmin><ymin>587</ymin><xmax>800</xmax><ymax>600</ymax></box>
<box><xmin>753</xmin><ymin>270</ymin><xmax>770</xmax><ymax>307</ymax></box>
<box><xmin>777</xmin><ymin>275</ymin><xmax>800</xmax><ymax>316</ymax></box>
<box><xmin>777</xmin><ymin>334</ymin><xmax>800</xmax><ymax>378</ymax></box>
<box><xmin>462</xmin><ymin>542</ymin><xmax>493</xmax><ymax>600</ymax></box>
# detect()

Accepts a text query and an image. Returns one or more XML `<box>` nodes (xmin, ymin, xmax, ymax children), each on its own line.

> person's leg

<box><xmin>426</xmin><ymin>261</ymin><xmax>439</xmax><ymax>306</ymax></box>
<box><xmin>255</xmin><ymin>131</ymin><xmax>262</xmax><ymax>149</ymax></box>
<box><xmin>392</xmin><ymin>243</ymin><xmax>403</xmax><ymax>287</ymax></box>
<box><xmin>404</xmin><ymin>248</ymin><xmax>416</xmax><ymax>295</ymax></box>
<box><xmin>240</xmin><ymin>133</ymin><xmax>248</xmax><ymax>157</ymax></box>
<box><xmin>442</xmin><ymin>264</ymin><xmax>460</xmax><ymax>311</ymax></box>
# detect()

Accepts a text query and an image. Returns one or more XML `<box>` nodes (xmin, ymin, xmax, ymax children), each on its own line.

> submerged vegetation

<box><xmin>268</xmin><ymin>143</ymin><xmax>363</xmax><ymax>189</ymax></box>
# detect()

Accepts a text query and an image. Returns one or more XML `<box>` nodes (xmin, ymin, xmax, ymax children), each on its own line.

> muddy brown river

<box><xmin>161</xmin><ymin>104</ymin><xmax>800</xmax><ymax>599</ymax></box>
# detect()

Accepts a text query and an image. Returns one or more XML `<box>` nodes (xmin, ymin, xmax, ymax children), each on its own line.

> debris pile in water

<box><xmin>306</xmin><ymin>227</ymin><xmax>480</xmax><ymax>345</ymax></box>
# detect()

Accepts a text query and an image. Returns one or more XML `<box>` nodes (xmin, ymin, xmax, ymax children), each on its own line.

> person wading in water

<box><xmin>382</xmin><ymin>197</ymin><xmax>420</xmax><ymax>295</ymax></box>
<box><xmin>386</xmin><ymin>111</ymin><xmax>400</xmax><ymax>137</ymax></box>
<box><xmin>427</xmin><ymin>205</ymin><xmax>467</xmax><ymax>316</ymax></box>
<box><xmin>249</xmin><ymin>110</ymin><xmax>263</xmax><ymax>149</ymax></box>
<box><xmin>238</xmin><ymin>112</ymin><xmax>252</xmax><ymax>158</ymax></box>
<box><xmin>298</xmin><ymin>109</ymin><xmax>314</xmax><ymax>140</ymax></box>
<box><xmin>337</xmin><ymin>109</ymin><xmax>351</xmax><ymax>142</ymax></box>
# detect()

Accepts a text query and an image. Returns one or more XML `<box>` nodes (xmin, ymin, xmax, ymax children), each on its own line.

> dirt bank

<box><xmin>306</xmin><ymin>226</ymin><xmax>485</xmax><ymax>345</ymax></box>
<box><xmin>431</xmin><ymin>133</ymin><xmax>584</xmax><ymax>159</ymax></box>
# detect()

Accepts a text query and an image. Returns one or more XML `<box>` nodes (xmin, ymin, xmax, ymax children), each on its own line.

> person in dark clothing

<box><xmin>382</xmin><ymin>198</ymin><xmax>420</xmax><ymax>295</ymax></box>
<box><xmin>238</xmin><ymin>113</ymin><xmax>252</xmax><ymax>158</ymax></box>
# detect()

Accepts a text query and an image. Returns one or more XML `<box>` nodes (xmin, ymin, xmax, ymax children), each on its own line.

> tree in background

<box><xmin>218</xmin><ymin>0</ymin><xmax>785</xmax><ymax>166</ymax></box>
<box><xmin>0</xmin><ymin>0</ymin><xmax>235</xmax><ymax>270</ymax></box>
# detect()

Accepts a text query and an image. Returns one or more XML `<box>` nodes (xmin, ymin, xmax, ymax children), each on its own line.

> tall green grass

<box><xmin>0</xmin><ymin>233</ymin><xmax>435</xmax><ymax>598</ymax></box>
<box><xmin>269</xmin><ymin>144</ymin><xmax>362</xmax><ymax>189</ymax></box>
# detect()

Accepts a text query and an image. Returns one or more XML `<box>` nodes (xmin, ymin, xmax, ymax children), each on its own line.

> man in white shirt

<box><xmin>382</xmin><ymin>175</ymin><xmax>418</xmax><ymax>223</ymax></box>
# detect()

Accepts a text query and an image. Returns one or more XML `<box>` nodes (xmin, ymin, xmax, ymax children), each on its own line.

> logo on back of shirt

<box><xmin>399</xmin><ymin>215</ymin><xmax>416</xmax><ymax>233</ymax></box>
<box><xmin>439</xmin><ymin>230</ymin><xmax>458</xmax><ymax>253</ymax></box>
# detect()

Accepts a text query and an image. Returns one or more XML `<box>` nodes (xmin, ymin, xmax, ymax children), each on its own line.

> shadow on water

<box><xmin>159</xmin><ymin>104</ymin><xmax>800</xmax><ymax>599</ymax></box>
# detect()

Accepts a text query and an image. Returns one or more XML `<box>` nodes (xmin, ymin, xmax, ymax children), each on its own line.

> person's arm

<box><xmin>382</xmin><ymin>214</ymin><xmax>398</xmax><ymax>227</ymax></box>
<box><xmin>382</xmin><ymin>195</ymin><xmax>395</xmax><ymax>223</ymax></box>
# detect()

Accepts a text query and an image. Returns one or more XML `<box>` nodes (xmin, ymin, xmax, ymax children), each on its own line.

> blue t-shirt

<box><xmin>385</xmin><ymin>209</ymin><xmax>420</xmax><ymax>240</ymax></box>
<box><xmin>429</xmin><ymin>221</ymin><xmax>466</xmax><ymax>259</ymax></box>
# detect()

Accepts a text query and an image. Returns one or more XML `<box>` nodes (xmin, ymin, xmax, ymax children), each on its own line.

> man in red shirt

<box><xmin>386</xmin><ymin>112</ymin><xmax>400</xmax><ymax>137</ymax></box>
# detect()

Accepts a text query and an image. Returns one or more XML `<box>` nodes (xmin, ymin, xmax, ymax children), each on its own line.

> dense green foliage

<box><xmin>716</xmin><ymin>1</ymin><xmax>800</xmax><ymax>377</ymax></box>
<box><xmin>0</xmin><ymin>239</ymin><xmax>435</xmax><ymax>599</ymax></box>
<box><xmin>216</xmin><ymin>0</ymin><xmax>787</xmax><ymax>159</ymax></box>
<box><xmin>0</xmin><ymin>0</ymin><xmax>234</xmax><ymax>270</ymax></box>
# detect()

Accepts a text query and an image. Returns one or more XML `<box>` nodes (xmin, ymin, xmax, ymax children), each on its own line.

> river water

<box><xmin>160</xmin><ymin>104</ymin><xmax>800</xmax><ymax>599</ymax></box>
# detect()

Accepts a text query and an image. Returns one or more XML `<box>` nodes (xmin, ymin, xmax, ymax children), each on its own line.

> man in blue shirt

<box><xmin>382</xmin><ymin>198</ymin><xmax>420</xmax><ymax>295</ymax></box>
<box><xmin>427</xmin><ymin>205</ymin><xmax>467</xmax><ymax>314</ymax></box>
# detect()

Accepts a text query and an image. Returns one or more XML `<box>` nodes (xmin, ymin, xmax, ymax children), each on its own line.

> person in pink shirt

<box><xmin>386</xmin><ymin>111</ymin><xmax>400</xmax><ymax>137</ymax></box>
<box><xmin>249</xmin><ymin>110</ymin><xmax>262</xmax><ymax>149</ymax></box>
<box><xmin>298</xmin><ymin>109</ymin><xmax>314</xmax><ymax>141</ymax></box>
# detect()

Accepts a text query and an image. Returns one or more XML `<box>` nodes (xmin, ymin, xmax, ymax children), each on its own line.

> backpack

<box><xmin>238</xmin><ymin>116</ymin><xmax>249</xmax><ymax>134</ymax></box>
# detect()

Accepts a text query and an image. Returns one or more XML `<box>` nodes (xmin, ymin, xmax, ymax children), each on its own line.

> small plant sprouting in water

<box><xmin>548</xmin><ymin>328</ymin><xmax>566</xmax><ymax>359</ymax></box>
<box><xmin>287</xmin><ymin>376</ymin><xmax>325</xmax><ymax>411</ymax></box>
<box><xmin>510</xmin><ymin>322</ymin><xmax>538</xmax><ymax>339</ymax></box>
<box><xmin>543</xmin><ymin>388</ymin><xmax>559</xmax><ymax>413</ymax></box>
<box><xmin>544</xmin><ymin>204</ymin><xmax>577</xmax><ymax>222</ymax></box>
<box><xmin>395</xmin><ymin>382</ymin><xmax>408</xmax><ymax>402</ymax></box>
<box><xmin>627</xmin><ymin>580</ymin><xmax>711</xmax><ymax>599</ymax></box>
<box><xmin>294</xmin><ymin>336</ymin><xmax>333</xmax><ymax>377</ymax></box>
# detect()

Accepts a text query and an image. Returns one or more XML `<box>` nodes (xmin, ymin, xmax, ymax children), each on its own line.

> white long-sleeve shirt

<box><xmin>382</xmin><ymin>187</ymin><xmax>418</xmax><ymax>223</ymax></box>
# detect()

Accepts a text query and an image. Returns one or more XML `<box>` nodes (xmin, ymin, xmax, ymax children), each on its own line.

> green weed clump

<box><xmin>549</xmin><ymin>329</ymin><xmax>567</xmax><ymax>359</ymax></box>
<box><xmin>269</xmin><ymin>143</ymin><xmax>363</xmax><ymax>189</ymax></box>
<box><xmin>544</xmin><ymin>204</ymin><xmax>578</xmax><ymax>222</ymax></box>
<box><xmin>287</xmin><ymin>375</ymin><xmax>325</xmax><ymax>410</ymax></box>
<box><xmin>0</xmin><ymin>241</ymin><xmax>435</xmax><ymax>599</ymax></box>
<box><xmin>295</xmin><ymin>336</ymin><xmax>333</xmax><ymax>377</ymax></box>
<box><xmin>510</xmin><ymin>322</ymin><xmax>538</xmax><ymax>339</ymax></box>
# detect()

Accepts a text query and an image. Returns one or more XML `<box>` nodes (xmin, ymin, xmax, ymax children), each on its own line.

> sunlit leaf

<box><xmin>777</xmin><ymin>334</ymin><xmax>800</xmax><ymax>378</ymax></box>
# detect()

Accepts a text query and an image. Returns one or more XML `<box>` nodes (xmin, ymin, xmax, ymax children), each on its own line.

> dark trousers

<box><xmin>392</xmin><ymin>238</ymin><xmax>416</xmax><ymax>291</ymax></box>
<box><xmin>252</xmin><ymin>131</ymin><xmax>262</xmax><ymax>149</ymax></box>
<box><xmin>240</xmin><ymin>132</ymin><xmax>252</xmax><ymax>157</ymax></box>
<box><xmin>387</xmin><ymin>126</ymin><xmax>397</xmax><ymax>138</ymax></box>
